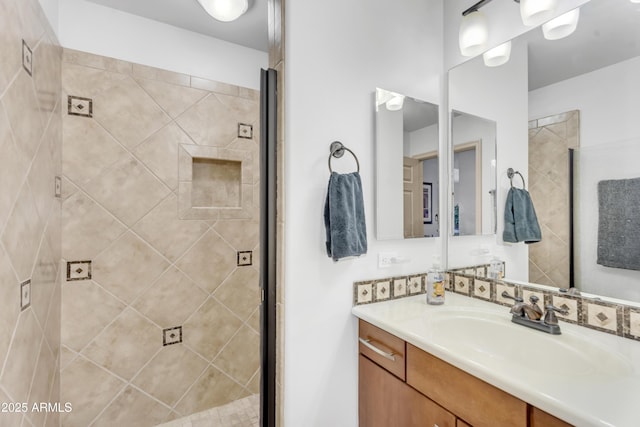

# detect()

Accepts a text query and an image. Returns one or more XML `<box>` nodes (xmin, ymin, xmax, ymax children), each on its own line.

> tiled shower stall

<box><xmin>0</xmin><ymin>0</ymin><xmax>262</xmax><ymax>425</ymax></box>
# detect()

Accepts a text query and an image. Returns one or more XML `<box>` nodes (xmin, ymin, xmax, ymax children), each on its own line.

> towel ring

<box><xmin>507</xmin><ymin>168</ymin><xmax>526</xmax><ymax>189</ymax></box>
<box><xmin>328</xmin><ymin>141</ymin><xmax>360</xmax><ymax>173</ymax></box>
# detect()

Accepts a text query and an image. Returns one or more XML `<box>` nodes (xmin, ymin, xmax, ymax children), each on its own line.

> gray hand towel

<box><xmin>324</xmin><ymin>172</ymin><xmax>367</xmax><ymax>261</ymax></box>
<box><xmin>597</xmin><ymin>177</ymin><xmax>640</xmax><ymax>271</ymax></box>
<box><xmin>503</xmin><ymin>187</ymin><xmax>542</xmax><ymax>244</ymax></box>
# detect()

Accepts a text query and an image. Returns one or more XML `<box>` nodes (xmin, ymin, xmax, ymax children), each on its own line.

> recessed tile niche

<box><xmin>179</xmin><ymin>144</ymin><xmax>253</xmax><ymax>220</ymax></box>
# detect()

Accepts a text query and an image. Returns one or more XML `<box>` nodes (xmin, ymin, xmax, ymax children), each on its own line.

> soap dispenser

<box><xmin>426</xmin><ymin>256</ymin><xmax>445</xmax><ymax>305</ymax></box>
<box><xmin>488</xmin><ymin>255</ymin><xmax>504</xmax><ymax>280</ymax></box>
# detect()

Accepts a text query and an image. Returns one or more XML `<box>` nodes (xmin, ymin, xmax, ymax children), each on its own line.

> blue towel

<box><xmin>503</xmin><ymin>187</ymin><xmax>541</xmax><ymax>244</ymax></box>
<box><xmin>324</xmin><ymin>172</ymin><xmax>367</xmax><ymax>261</ymax></box>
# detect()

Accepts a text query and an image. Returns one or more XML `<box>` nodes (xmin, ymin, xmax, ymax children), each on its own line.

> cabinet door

<box><xmin>359</xmin><ymin>355</ymin><xmax>455</xmax><ymax>427</ymax></box>
<box><xmin>529</xmin><ymin>407</ymin><xmax>574</xmax><ymax>427</ymax></box>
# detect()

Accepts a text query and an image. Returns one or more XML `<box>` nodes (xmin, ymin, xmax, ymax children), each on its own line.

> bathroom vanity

<box><xmin>353</xmin><ymin>293</ymin><xmax>640</xmax><ymax>427</ymax></box>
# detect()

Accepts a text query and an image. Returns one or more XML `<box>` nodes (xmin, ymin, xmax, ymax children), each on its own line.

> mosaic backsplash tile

<box><xmin>353</xmin><ymin>263</ymin><xmax>640</xmax><ymax>342</ymax></box>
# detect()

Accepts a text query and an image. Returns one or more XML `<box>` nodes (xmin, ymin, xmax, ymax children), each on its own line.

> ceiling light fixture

<box><xmin>542</xmin><ymin>8</ymin><xmax>580</xmax><ymax>40</ymax></box>
<box><xmin>459</xmin><ymin>10</ymin><xmax>489</xmax><ymax>57</ymax></box>
<box><xmin>196</xmin><ymin>0</ymin><xmax>249</xmax><ymax>22</ymax></box>
<box><xmin>483</xmin><ymin>41</ymin><xmax>512</xmax><ymax>67</ymax></box>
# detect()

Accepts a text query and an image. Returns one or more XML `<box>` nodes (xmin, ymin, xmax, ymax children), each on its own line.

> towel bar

<box><xmin>328</xmin><ymin>141</ymin><xmax>360</xmax><ymax>173</ymax></box>
<box><xmin>507</xmin><ymin>167</ymin><xmax>525</xmax><ymax>189</ymax></box>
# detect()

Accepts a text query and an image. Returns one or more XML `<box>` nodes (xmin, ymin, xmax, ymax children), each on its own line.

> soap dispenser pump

<box><xmin>426</xmin><ymin>256</ymin><xmax>445</xmax><ymax>305</ymax></box>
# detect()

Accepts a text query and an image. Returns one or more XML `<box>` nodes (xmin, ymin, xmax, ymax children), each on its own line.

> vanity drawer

<box><xmin>406</xmin><ymin>344</ymin><xmax>527</xmax><ymax>427</ymax></box>
<box><xmin>358</xmin><ymin>320</ymin><xmax>406</xmax><ymax>380</ymax></box>
<box><xmin>529</xmin><ymin>407</ymin><xmax>573</xmax><ymax>427</ymax></box>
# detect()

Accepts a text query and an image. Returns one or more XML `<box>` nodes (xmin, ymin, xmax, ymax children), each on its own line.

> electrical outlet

<box><xmin>378</xmin><ymin>252</ymin><xmax>397</xmax><ymax>269</ymax></box>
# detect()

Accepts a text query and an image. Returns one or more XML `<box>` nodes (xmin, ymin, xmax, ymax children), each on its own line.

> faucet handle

<box><xmin>501</xmin><ymin>290</ymin><xmax>523</xmax><ymax>303</ymax></box>
<box><xmin>543</xmin><ymin>304</ymin><xmax>569</xmax><ymax>325</ymax></box>
<box><xmin>528</xmin><ymin>295</ymin><xmax>539</xmax><ymax>304</ymax></box>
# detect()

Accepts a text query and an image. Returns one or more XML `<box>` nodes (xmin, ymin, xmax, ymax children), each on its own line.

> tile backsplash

<box><xmin>353</xmin><ymin>264</ymin><xmax>640</xmax><ymax>343</ymax></box>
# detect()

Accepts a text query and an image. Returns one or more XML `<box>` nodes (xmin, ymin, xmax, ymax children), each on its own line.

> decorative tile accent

<box><xmin>237</xmin><ymin>251</ymin><xmax>253</xmax><ymax>266</ymax></box>
<box><xmin>408</xmin><ymin>275</ymin><xmax>423</xmax><ymax>295</ymax></box>
<box><xmin>473</xmin><ymin>279</ymin><xmax>491</xmax><ymax>301</ymax></box>
<box><xmin>22</xmin><ymin>40</ymin><xmax>32</xmax><ymax>76</ymax></box>
<box><xmin>475</xmin><ymin>266</ymin><xmax>486</xmax><ymax>278</ymax></box>
<box><xmin>163</xmin><ymin>326</ymin><xmax>183</xmax><ymax>346</ymax></box>
<box><xmin>68</xmin><ymin>95</ymin><xmax>93</xmax><ymax>117</ymax></box>
<box><xmin>584</xmin><ymin>301</ymin><xmax>621</xmax><ymax>334</ymax></box>
<box><xmin>393</xmin><ymin>278</ymin><xmax>407</xmax><ymax>298</ymax></box>
<box><xmin>551</xmin><ymin>295</ymin><xmax>580</xmax><ymax>323</ymax></box>
<box><xmin>624</xmin><ymin>307</ymin><xmax>640</xmax><ymax>341</ymax></box>
<box><xmin>495</xmin><ymin>282</ymin><xmax>518</xmax><ymax>306</ymax></box>
<box><xmin>20</xmin><ymin>279</ymin><xmax>31</xmax><ymax>311</ymax></box>
<box><xmin>522</xmin><ymin>287</ymin><xmax>546</xmax><ymax>308</ymax></box>
<box><xmin>355</xmin><ymin>283</ymin><xmax>373</xmax><ymax>305</ymax></box>
<box><xmin>55</xmin><ymin>176</ymin><xmax>62</xmax><ymax>198</ymax></box>
<box><xmin>66</xmin><ymin>260</ymin><xmax>92</xmax><ymax>281</ymax></box>
<box><xmin>453</xmin><ymin>275</ymin><xmax>471</xmax><ymax>296</ymax></box>
<box><xmin>375</xmin><ymin>280</ymin><xmax>391</xmax><ymax>302</ymax></box>
<box><xmin>463</xmin><ymin>268</ymin><xmax>475</xmax><ymax>275</ymax></box>
<box><xmin>238</xmin><ymin>123</ymin><xmax>253</xmax><ymax>139</ymax></box>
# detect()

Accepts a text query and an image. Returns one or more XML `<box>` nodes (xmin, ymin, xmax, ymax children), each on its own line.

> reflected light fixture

<box><xmin>459</xmin><ymin>10</ymin><xmax>489</xmax><ymax>57</ymax></box>
<box><xmin>196</xmin><ymin>0</ymin><xmax>249</xmax><ymax>22</ymax></box>
<box><xmin>542</xmin><ymin>8</ymin><xmax>580</xmax><ymax>40</ymax></box>
<box><xmin>483</xmin><ymin>41</ymin><xmax>512</xmax><ymax>67</ymax></box>
<box><xmin>519</xmin><ymin>0</ymin><xmax>557</xmax><ymax>27</ymax></box>
<box><xmin>386</xmin><ymin>95</ymin><xmax>405</xmax><ymax>111</ymax></box>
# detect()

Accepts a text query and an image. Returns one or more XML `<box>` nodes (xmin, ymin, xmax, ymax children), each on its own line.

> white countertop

<box><xmin>352</xmin><ymin>292</ymin><xmax>640</xmax><ymax>427</ymax></box>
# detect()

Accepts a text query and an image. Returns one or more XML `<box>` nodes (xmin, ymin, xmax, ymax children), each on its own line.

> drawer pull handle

<box><xmin>359</xmin><ymin>338</ymin><xmax>396</xmax><ymax>361</ymax></box>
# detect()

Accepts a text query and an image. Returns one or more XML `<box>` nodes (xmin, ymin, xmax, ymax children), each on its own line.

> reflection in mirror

<box><xmin>448</xmin><ymin>0</ymin><xmax>640</xmax><ymax>303</ymax></box>
<box><xmin>375</xmin><ymin>88</ymin><xmax>439</xmax><ymax>240</ymax></box>
<box><xmin>451</xmin><ymin>111</ymin><xmax>497</xmax><ymax>236</ymax></box>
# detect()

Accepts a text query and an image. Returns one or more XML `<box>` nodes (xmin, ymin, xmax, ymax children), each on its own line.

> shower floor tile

<box><xmin>157</xmin><ymin>394</ymin><xmax>259</xmax><ymax>427</ymax></box>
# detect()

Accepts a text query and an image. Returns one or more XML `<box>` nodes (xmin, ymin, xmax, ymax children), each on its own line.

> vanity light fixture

<box><xmin>519</xmin><ymin>0</ymin><xmax>557</xmax><ymax>27</ymax></box>
<box><xmin>542</xmin><ymin>8</ymin><xmax>580</xmax><ymax>40</ymax></box>
<box><xmin>386</xmin><ymin>95</ymin><xmax>405</xmax><ymax>111</ymax></box>
<box><xmin>459</xmin><ymin>10</ymin><xmax>489</xmax><ymax>57</ymax></box>
<box><xmin>483</xmin><ymin>40</ymin><xmax>512</xmax><ymax>67</ymax></box>
<box><xmin>196</xmin><ymin>0</ymin><xmax>249</xmax><ymax>22</ymax></box>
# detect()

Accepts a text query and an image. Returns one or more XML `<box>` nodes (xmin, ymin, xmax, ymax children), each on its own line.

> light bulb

<box><xmin>459</xmin><ymin>11</ymin><xmax>489</xmax><ymax>57</ymax></box>
<box><xmin>196</xmin><ymin>0</ymin><xmax>249</xmax><ymax>22</ymax></box>
<box><xmin>386</xmin><ymin>95</ymin><xmax>405</xmax><ymax>111</ymax></box>
<box><xmin>483</xmin><ymin>41</ymin><xmax>512</xmax><ymax>67</ymax></box>
<box><xmin>520</xmin><ymin>0</ymin><xmax>557</xmax><ymax>27</ymax></box>
<box><xmin>543</xmin><ymin>8</ymin><xmax>580</xmax><ymax>40</ymax></box>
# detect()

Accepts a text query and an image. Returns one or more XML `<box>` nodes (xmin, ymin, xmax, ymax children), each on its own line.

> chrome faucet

<box><xmin>501</xmin><ymin>291</ymin><xmax>568</xmax><ymax>335</ymax></box>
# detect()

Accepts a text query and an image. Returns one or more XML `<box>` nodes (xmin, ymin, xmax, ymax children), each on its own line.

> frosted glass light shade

<box><xmin>459</xmin><ymin>11</ymin><xmax>489</xmax><ymax>57</ymax></box>
<box><xmin>386</xmin><ymin>95</ymin><xmax>405</xmax><ymax>111</ymax></box>
<box><xmin>542</xmin><ymin>8</ymin><xmax>580</xmax><ymax>40</ymax></box>
<box><xmin>520</xmin><ymin>0</ymin><xmax>557</xmax><ymax>26</ymax></box>
<box><xmin>483</xmin><ymin>41</ymin><xmax>512</xmax><ymax>67</ymax></box>
<box><xmin>196</xmin><ymin>0</ymin><xmax>249</xmax><ymax>22</ymax></box>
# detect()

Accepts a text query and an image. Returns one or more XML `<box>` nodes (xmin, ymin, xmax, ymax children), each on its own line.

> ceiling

<box><xmin>528</xmin><ymin>0</ymin><xmax>640</xmax><ymax>90</ymax></box>
<box><xmin>86</xmin><ymin>0</ymin><xmax>269</xmax><ymax>52</ymax></box>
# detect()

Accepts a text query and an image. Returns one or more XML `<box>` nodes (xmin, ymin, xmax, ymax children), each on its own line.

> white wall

<box><xmin>37</xmin><ymin>0</ymin><xmax>59</xmax><ymax>35</ymax></box>
<box><xmin>376</xmin><ymin>107</ymin><xmax>404</xmax><ymax>240</ymax></box>
<box><xmin>423</xmin><ymin>157</ymin><xmax>439</xmax><ymax>237</ymax></box>
<box><xmin>284</xmin><ymin>0</ymin><xmax>443</xmax><ymax>424</ymax></box>
<box><xmin>529</xmin><ymin>56</ymin><xmax>640</xmax><ymax>301</ymax></box>
<box><xmin>58</xmin><ymin>0</ymin><xmax>267</xmax><ymax>89</ymax></box>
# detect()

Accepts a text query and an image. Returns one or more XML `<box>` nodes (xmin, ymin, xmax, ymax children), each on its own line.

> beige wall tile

<box><xmin>93</xmin><ymin>76</ymin><xmax>172</xmax><ymax>149</ymax></box>
<box><xmin>84</xmin><ymin>156</ymin><xmax>170</xmax><ymax>227</ymax></box>
<box><xmin>30</xmin><ymin>238</ymin><xmax>56</xmax><ymax>329</ymax></box>
<box><xmin>131</xmin><ymin>64</ymin><xmax>190</xmax><ymax>87</ymax></box>
<box><xmin>27</xmin><ymin>342</ymin><xmax>55</xmax><ymax>427</ymax></box>
<box><xmin>61</xmin><ymin>280</ymin><xmax>125</xmax><ymax>352</ymax></box>
<box><xmin>136</xmin><ymin>78</ymin><xmax>207</xmax><ymax>119</ymax></box>
<box><xmin>32</xmin><ymin>35</ymin><xmax>61</xmax><ymax>119</ymax></box>
<box><xmin>215</xmin><ymin>93</ymin><xmax>259</xmax><ymax>126</ymax></box>
<box><xmin>62</xmin><ymin>63</ymin><xmax>129</xmax><ymax>100</ymax></box>
<box><xmin>176</xmin><ymin>94</ymin><xmax>240</xmax><ymax>147</ymax></box>
<box><xmin>62</xmin><ymin>115</ymin><xmax>129</xmax><ymax>187</ymax></box>
<box><xmin>132</xmin><ymin>344</ymin><xmax>208</xmax><ymax>406</ymax></box>
<box><xmin>174</xmin><ymin>366</ymin><xmax>245</xmax><ymax>416</ymax></box>
<box><xmin>190</xmin><ymin>77</ymin><xmax>239</xmax><ymax>96</ymax></box>
<box><xmin>63</xmin><ymin>48</ymin><xmax>132</xmax><ymax>74</ymax></box>
<box><xmin>133</xmin><ymin>266</ymin><xmax>208</xmax><ymax>327</ymax></box>
<box><xmin>2</xmin><ymin>70</ymin><xmax>44</xmax><ymax>159</ymax></box>
<box><xmin>61</xmin><ymin>191</ymin><xmax>127</xmax><ymax>261</ymax></box>
<box><xmin>0</xmin><ymin>310</ymin><xmax>42</xmax><ymax>403</ymax></box>
<box><xmin>176</xmin><ymin>230</ymin><xmax>236</xmax><ymax>293</ymax></box>
<box><xmin>0</xmin><ymin>386</ymin><xmax>23</xmax><ymax>426</ymax></box>
<box><xmin>183</xmin><ymin>298</ymin><xmax>242</xmax><ymax>361</ymax></box>
<box><xmin>213</xmin><ymin>325</ymin><xmax>260</xmax><ymax>385</ymax></box>
<box><xmin>82</xmin><ymin>308</ymin><xmax>161</xmax><ymax>380</ymax></box>
<box><xmin>61</xmin><ymin>356</ymin><xmax>125</xmax><ymax>427</ymax></box>
<box><xmin>27</xmin><ymin>132</ymin><xmax>56</xmax><ymax>223</ymax></box>
<box><xmin>133</xmin><ymin>194</ymin><xmax>209</xmax><ymax>262</ymax></box>
<box><xmin>0</xmin><ymin>0</ymin><xmax>23</xmax><ymax>94</ymax></box>
<box><xmin>92</xmin><ymin>386</ymin><xmax>170</xmax><ymax>427</ymax></box>
<box><xmin>212</xmin><ymin>220</ymin><xmax>259</xmax><ymax>251</ymax></box>
<box><xmin>213</xmin><ymin>267</ymin><xmax>259</xmax><ymax>321</ymax></box>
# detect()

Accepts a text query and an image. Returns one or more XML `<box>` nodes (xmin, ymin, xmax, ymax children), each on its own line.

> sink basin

<box><xmin>407</xmin><ymin>308</ymin><xmax>633</xmax><ymax>378</ymax></box>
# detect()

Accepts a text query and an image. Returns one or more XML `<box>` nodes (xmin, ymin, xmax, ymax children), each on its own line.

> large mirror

<box><xmin>375</xmin><ymin>88</ymin><xmax>440</xmax><ymax>240</ymax></box>
<box><xmin>448</xmin><ymin>0</ymin><xmax>640</xmax><ymax>303</ymax></box>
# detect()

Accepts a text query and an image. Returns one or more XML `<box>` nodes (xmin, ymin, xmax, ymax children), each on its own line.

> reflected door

<box><xmin>403</xmin><ymin>157</ymin><xmax>423</xmax><ymax>238</ymax></box>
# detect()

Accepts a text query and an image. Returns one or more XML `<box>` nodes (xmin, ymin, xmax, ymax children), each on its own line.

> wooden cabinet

<box><xmin>359</xmin><ymin>355</ymin><xmax>455</xmax><ymax>427</ymax></box>
<box><xmin>358</xmin><ymin>320</ymin><xmax>575</xmax><ymax>427</ymax></box>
